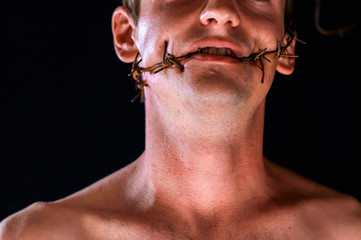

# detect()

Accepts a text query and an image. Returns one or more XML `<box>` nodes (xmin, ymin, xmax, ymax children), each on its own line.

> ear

<box><xmin>276</xmin><ymin>33</ymin><xmax>296</xmax><ymax>75</ymax></box>
<box><xmin>112</xmin><ymin>6</ymin><xmax>139</xmax><ymax>63</ymax></box>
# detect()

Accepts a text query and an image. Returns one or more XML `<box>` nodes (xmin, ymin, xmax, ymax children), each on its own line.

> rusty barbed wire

<box><xmin>129</xmin><ymin>32</ymin><xmax>301</xmax><ymax>102</ymax></box>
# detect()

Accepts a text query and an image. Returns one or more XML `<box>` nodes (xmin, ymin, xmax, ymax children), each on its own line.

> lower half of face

<box><xmin>137</xmin><ymin>0</ymin><xmax>285</xmax><ymax>112</ymax></box>
<box><xmin>142</xmin><ymin>53</ymin><xmax>278</xmax><ymax>114</ymax></box>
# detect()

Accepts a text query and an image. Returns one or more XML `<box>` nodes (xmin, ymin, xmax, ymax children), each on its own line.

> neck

<box><xmin>139</xmin><ymin>94</ymin><xmax>271</xmax><ymax>220</ymax></box>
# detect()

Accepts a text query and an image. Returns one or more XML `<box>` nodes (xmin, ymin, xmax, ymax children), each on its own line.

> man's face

<box><xmin>131</xmin><ymin>0</ymin><xmax>287</xmax><ymax>110</ymax></box>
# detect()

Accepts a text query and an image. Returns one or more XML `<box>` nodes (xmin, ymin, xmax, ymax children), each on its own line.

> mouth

<box><xmin>198</xmin><ymin>47</ymin><xmax>236</xmax><ymax>58</ymax></box>
<box><xmin>186</xmin><ymin>46</ymin><xmax>242</xmax><ymax>64</ymax></box>
<box><xmin>184</xmin><ymin>38</ymin><xmax>244</xmax><ymax>58</ymax></box>
<box><xmin>184</xmin><ymin>40</ymin><xmax>245</xmax><ymax>61</ymax></box>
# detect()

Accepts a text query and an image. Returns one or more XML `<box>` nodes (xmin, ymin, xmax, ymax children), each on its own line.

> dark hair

<box><xmin>284</xmin><ymin>0</ymin><xmax>295</xmax><ymax>30</ymax></box>
<box><xmin>122</xmin><ymin>0</ymin><xmax>140</xmax><ymax>25</ymax></box>
<box><xmin>122</xmin><ymin>0</ymin><xmax>294</xmax><ymax>29</ymax></box>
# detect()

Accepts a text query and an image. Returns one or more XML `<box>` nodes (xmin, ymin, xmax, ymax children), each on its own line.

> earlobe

<box><xmin>112</xmin><ymin>6</ymin><xmax>138</xmax><ymax>63</ymax></box>
<box><xmin>276</xmin><ymin>33</ymin><xmax>296</xmax><ymax>75</ymax></box>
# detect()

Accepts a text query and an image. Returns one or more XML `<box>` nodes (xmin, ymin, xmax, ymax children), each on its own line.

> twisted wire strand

<box><xmin>129</xmin><ymin>33</ymin><xmax>301</xmax><ymax>102</ymax></box>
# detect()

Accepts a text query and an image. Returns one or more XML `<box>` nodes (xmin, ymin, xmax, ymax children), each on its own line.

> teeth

<box><xmin>200</xmin><ymin>47</ymin><xmax>234</xmax><ymax>57</ymax></box>
<box><xmin>208</xmin><ymin>47</ymin><xmax>218</xmax><ymax>54</ymax></box>
<box><xmin>218</xmin><ymin>48</ymin><xmax>227</xmax><ymax>55</ymax></box>
<box><xmin>226</xmin><ymin>49</ymin><xmax>234</xmax><ymax>57</ymax></box>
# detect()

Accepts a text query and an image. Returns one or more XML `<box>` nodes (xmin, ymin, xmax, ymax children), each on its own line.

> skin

<box><xmin>1</xmin><ymin>0</ymin><xmax>361</xmax><ymax>239</ymax></box>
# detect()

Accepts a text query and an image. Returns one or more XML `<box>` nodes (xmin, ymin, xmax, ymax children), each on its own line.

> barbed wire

<box><xmin>129</xmin><ymin>33</ymin><xmax>301</xmax><ymax>102</ymax></box>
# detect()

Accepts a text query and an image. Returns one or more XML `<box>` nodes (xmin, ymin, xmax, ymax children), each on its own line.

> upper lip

<box><xmin>184</xmin><ymin>39</ymin><xmax>247</xmax><ymax>59</ymax></box>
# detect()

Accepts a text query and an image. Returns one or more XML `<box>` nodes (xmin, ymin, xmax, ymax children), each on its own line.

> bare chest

<box><xmin>80</xmin><ymin>219</ymin><xmax>316</xmax><ymax>240</ymax></box>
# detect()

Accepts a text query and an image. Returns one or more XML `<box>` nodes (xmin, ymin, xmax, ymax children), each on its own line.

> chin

<box><xmin>181</xmin><ymin>67</ymin><xmax>252</xmax><ymax>107</ymax></box>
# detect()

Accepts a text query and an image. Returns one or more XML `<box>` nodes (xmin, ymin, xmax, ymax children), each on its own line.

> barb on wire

<box><xmin>128</xmin><ymin>41</ymin><xmax>200</xmax><ymax>102</ymax></box>
<box><xmin>129</xmin><ymin>33</ymin><xmax>301</xmax><ymax>102</ymax></box>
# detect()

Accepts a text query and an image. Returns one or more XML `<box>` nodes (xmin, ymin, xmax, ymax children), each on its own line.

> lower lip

<box><xmin>191</xmin><ymin>53</ymin><xmax>242</xmax><ymax>64</ymax></box>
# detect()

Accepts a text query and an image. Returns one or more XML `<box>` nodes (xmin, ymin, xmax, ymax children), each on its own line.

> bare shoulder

<box><xmin>312</xmin><ymin>194</ymin><xmax>361</xmax><ymax>239</ymax></box>
<box><xmin>266</xmin><ymin>159</ymin><xmax>361</xmax><ymax>239</ymax></box>
<box><xmin>0</xmin><ymin>201</ymin><xmax>79</xmax><ymax>240</ymax></box>
<box><xmin>0</xmin><ymin>161</ymin><xmax>143</xmax><ymax>240</ymax></box>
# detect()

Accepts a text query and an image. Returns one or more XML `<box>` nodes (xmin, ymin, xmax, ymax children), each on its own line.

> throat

<box><xmin>145</xmin><ymin>140</ymin><xmax>269</xmax><ymax>216</ymax></box>
<box><xmin>143</xmin><ymin>91</ymin><xmax>268</xmax><ymax>216</ymax></box>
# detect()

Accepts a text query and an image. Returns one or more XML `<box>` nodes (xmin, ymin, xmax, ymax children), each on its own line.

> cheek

<box><xmin>137</xmin><ymin>3</ymin><xmax>168</xmax><ymax>66</ymax></box>
<box><xmin>136</xmin><ymin>19</ymin><xmax>163</xmax><ymax>66</ymax></box>
<box><xmin>266</xmin><ymin>18</ymin><xmax>285</xmax><ymax>44</ymax></box>
<box><xmin>244</xmin><ymin>6</ymin><xmax>284</xmax><ymax>48</ymax></box>
<box><xmin>137</xmin><ymin>1</ymin><xmax>202</xmax><ymax>66</ymax></box>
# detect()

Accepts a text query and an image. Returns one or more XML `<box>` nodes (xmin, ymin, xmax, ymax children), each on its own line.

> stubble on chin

<box><xmin>175</xmin><ymin>64</ymin><xmax>254</xmax><ymax>107</ymax></box>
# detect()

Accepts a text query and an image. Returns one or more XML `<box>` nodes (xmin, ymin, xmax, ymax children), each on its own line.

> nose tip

<box><xmin>200</xmin><ymin>1</ymin><xmax>241</xmax><ymax>27</ymax></box>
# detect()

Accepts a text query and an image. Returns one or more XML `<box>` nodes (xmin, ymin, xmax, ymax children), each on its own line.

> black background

<box><xmin>1</xmin><ymin>1</ymin><xmax>360</xmax><ymax>220</ymax></box>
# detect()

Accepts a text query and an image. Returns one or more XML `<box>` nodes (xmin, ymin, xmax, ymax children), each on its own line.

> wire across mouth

<box><xmin>129</xmin><ymin>32</ymin><xmax>302</xmax><ymax>102</ymax></box>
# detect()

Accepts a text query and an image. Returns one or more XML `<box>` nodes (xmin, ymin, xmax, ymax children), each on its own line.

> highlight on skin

<box><xmin>123</xmin><ymin>0</ymin><xmax>297</xmax><ymax>102</ymax></box>
<box><xmin>129</xmin><ymin>30</ymin><xmax>301</xmax><ymax>102</ymax></box>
